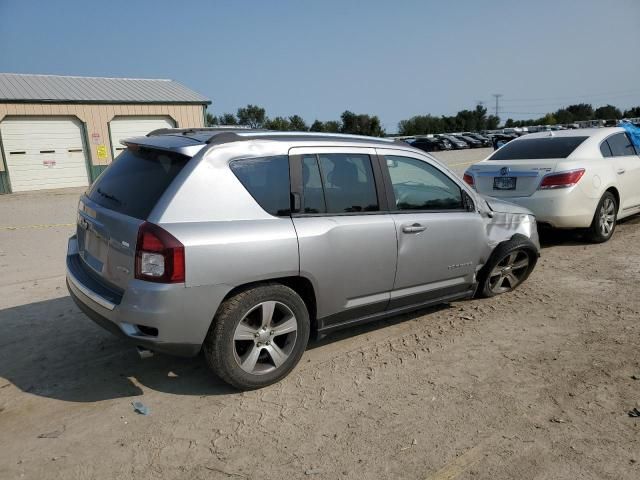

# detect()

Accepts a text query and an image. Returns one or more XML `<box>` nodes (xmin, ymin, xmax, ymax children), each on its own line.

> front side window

<box><xmin>607</xmin><ymin>133</ymin><xmax>637</xmax><ymax>157</ymax></box>
<box><xmin>301</xmin><ymin>153</ymin><xmax>379</xmax><ymax>214</ymax></box>
<box><xmin>385</xmin><ymin>155</ymin><xmax>463</xmax><ymax>211</ymax></box>
<box><xmin>230</xmin><ymin>155</ymin><xmax>290</xmax><ymax>216</ymax></box>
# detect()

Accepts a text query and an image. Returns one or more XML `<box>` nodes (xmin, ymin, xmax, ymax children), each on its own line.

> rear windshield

<box><xmin>87</xmin><ymin>147</ymin><xmax>189</xmax><ymax>219</ymax></box>
<box><xmin>489</xmin><ymin>136</ymin><xmax>588</xmax><ymax>160</ymax></box>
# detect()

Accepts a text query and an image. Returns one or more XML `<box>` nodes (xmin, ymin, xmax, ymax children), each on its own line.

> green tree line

<box><xmin>206</xmin><ymin>105</ymin><xmax>385</xmax><ymax>137</ymax></box>
<box><xmin>504</xmin><ymin>104</ymin><xmax>640</xmax><ymax>128</ymax></box>
<box><xmin>205</xmin><ymin>103</ymin><xmax>640</xmax><ymax>137</ymax></box>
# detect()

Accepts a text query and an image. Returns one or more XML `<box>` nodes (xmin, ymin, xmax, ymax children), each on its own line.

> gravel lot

<box><xmin>1</xmin><ymin>147</ymin><xmax>639</xmax><ymax>480</ymax></box>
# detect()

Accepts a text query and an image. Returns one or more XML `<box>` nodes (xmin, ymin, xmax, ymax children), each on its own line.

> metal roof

<box><xmin>0</xmin><ymin>73</ymin><xmax>211</xmax><ymax>105</ymax></box>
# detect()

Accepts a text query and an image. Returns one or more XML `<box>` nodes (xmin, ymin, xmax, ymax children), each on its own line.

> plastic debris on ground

<box><xmin>132</xmin><ymin>401</ymin><xmax>150</xmax><ymax>416</ymax></box>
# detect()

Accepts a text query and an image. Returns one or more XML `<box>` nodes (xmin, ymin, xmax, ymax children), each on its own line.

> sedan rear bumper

<box><xmin>487</xmin><ymin>187</ymin><xmax>599</xmax><ymax>229</ymax></box>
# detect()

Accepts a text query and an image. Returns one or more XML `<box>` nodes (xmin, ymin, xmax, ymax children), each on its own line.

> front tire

<box><xmin>477</xmin><ymin>238</ymin><xmax>538</xmax><ymax>298</ymax></box>
<box><xmin>204</xmin><ymin>284</ymin><xmax>310</xmax><ymax>390</ymax></box>
<box><xmin>588</xmin><ymin>192</ymin><xmax>617</xmax><ymax>243</ymax></box>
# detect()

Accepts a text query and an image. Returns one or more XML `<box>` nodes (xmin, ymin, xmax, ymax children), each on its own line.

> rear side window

<box><xmin>489</xmin><ymin>136</ymin><xmax>588</xmax><ymax>160</ymax></box>
<box><xmin>87</xmin><ymin>147</ymin><xmax>189</xmax><ymax>219</ymax></box>
<box><xmin>600</xmin><ymin>141</ymin><xmax>613</xmax><ymax>158</ymax></box>
<box><xmin>301</xmin><ymin>153</ymin><xmax>379</xmax><ymax>214</ymax></box>
<box><xmin>230</xmin><ymin>156</ymin><xmax>291</xmax><ymax>216</ymax></box>
<box><xmin>606</xmin><ymin>133</ymin><xmax>637</xmax><ymax>156</ymax></box>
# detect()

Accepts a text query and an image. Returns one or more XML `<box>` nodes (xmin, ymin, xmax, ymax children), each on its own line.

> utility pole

<box><xmin>492</xmin><ymin>94</ymin><xmax>503</xmax><ymax>120</ymax></box>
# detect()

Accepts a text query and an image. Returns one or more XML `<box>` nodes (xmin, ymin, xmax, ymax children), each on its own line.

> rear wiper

<box><xmin>97</xmin><ymin>188</ymin><xmax>122</xmax><ymax>205</ymax></box>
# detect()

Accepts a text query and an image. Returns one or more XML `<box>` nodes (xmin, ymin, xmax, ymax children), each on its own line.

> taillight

<box><xmin>538</xmin><ymin>169</ymin><xmax>585</xmax><ymax>190</ymax></box>
<box><xmin>135</xmin><ymin>222</ymin><xmax>185</xmax><ymax>283</ymax></box>
<box><xmin>463</xmin><ymin>172</ymin><xmax>475</xmax><ymax>187</ymax></box>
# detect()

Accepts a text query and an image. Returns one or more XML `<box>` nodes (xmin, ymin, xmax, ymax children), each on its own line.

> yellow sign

<box><xmin>96</xmin><ymin>144</ymin><xmax>108</xmax><ymax>160</ymax></box>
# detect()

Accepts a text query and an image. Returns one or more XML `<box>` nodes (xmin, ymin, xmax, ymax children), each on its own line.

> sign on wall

<box><xmin>96</xmin><ymin>144</ymin><xmax>108</xmax><ymax>160</ymax></box>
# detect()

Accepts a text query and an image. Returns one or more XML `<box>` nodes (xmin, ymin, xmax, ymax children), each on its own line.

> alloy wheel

<box><xmin>233</xmin><ymin>301</ymin><xmax>298</xmax><ymax>375</ymax></box>
<box><xmin>488</xmin><ymin>250</ymin><xmax>531</xmax><ymax>294</ymax></box>
<box><xmin>598</xmin><ymin>197</ymin><xmax>616</xmax><ymax>238</ymax></box>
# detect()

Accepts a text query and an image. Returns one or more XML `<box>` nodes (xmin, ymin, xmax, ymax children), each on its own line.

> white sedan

<box><xmin>463</xmin><ymin>127</ymin><xmax>640</xmax><ymax>242</ymax></box>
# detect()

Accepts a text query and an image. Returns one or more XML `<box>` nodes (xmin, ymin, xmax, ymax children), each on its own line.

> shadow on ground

<box><xmin>0</xmin><ymin>295</ymin><xmax>450</xmax><ymax>403</ymax></box>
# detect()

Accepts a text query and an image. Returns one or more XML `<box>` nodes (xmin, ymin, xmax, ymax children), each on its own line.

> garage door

<box><xmin>109</xmin><ymin>116</ymin><xmax>175</xmax><ymax>158</ymax></box>
<box><xmin>0</xmin><ymin>117</ymin><xmax>89</xmax><ymax>192</ymax></box>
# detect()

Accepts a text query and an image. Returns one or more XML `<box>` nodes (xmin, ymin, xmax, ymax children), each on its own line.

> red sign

<box><xmin>91</xmin><ymin>133</ymin><xmax>101</xmax><ymax>145</ymax></box>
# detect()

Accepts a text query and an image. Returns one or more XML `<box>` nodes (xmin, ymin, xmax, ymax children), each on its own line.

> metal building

<box><xmin>0</xmin><ymin>73</ymin><xmax>210</xmax><ymax>193</ymax></box>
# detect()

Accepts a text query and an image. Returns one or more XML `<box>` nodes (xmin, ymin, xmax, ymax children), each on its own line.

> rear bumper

<box><xmin>488</xmin><ymin>188</ymin><xmax>598</xmax><ymax>229</ymax></box>
<box><xmin>66</xmin><ymin>236</ymin><xmax>229</xmax><ymax>357</ymax></box>
<box><xmin>67</xmin><ymin>280</ymin><xmax>201</xmax><ymax>357</ymax></box>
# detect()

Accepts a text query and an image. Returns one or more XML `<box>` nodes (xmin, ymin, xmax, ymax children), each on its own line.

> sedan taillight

<box><xmin>463</xmin><ymin>172</ymin><xmax>475</xmax><ymax>187</ymax></box>
<box><xmin>135</xmin><ymin>222</ymin><xmax>185</xmax><ymax>283</ymax></box>
<box><xmin>538</xmin><ymin>169</ymin><xmax>585</xmax><ymax>190</ymax></box>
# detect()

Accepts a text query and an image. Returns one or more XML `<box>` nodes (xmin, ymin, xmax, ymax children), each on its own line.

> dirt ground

<box><xmin>1</xmin><ymin>148</ymin><xmax>639</xmax><ymax>479</ymax></box>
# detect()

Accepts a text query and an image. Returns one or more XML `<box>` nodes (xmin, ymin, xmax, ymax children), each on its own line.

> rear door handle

<box><xmin>617</xmin><ymin>168</ymin><xmax>626</xmax><ymax>175</ymax></box>
<box><xmin>402</xmin><ymin>223</ymin><xmax>426</xmax><ymax>234</ymax></box>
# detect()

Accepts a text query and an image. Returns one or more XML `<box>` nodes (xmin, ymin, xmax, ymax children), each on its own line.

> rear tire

<box><xmin>204</xmin><ymin>283</ymin><xmax>310</xmax><ymax>390</ymax></box>
<box><xmin>477</xmin><ymin>238</ymin><xmax>538</xmax><ymax>298</ymax></box>
<box><xmin>588</xmin><ymin>192</ymin><xmax>617</xmax><ymax>243</ymax></box>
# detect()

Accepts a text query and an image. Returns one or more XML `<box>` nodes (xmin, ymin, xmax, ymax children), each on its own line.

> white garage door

<box><xmin>0</xmin><ymin>117</ymin><xmax>89</xmax><ymax>192</ymax></box>
<box><xmin>109</xmin><ymin>116</ymin><xmax>175</xmax><ymax>158</ymax></box>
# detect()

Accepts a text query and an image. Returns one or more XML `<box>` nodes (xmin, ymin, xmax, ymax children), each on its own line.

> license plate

<box><xmin>493</xmin><ymin>177</ymin><xmax>517</xmax><ymax>190</ymax></box>
<box><xmin>82</xmin><ymin>230</ymin><xmax>108</xmax><ymax>272</ymax></box>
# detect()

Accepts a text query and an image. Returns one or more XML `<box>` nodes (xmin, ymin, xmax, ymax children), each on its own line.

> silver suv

<box><xmin>67</xmin><ymin>129</ymin><xmax>540</xmax><ymax>389</ymax></box>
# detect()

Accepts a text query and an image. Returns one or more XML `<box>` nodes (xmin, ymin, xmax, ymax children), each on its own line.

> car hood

<box><xmin>480</xmin><ymin>195</ymin><xmax>534</xmax><ymax>216</ymax></box>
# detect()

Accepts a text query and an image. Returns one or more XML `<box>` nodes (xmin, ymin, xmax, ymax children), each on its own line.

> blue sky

<box><xmin>1</xmin><ymin>0</ymin><xmax>639</xmax><ymax>131</ymax></box>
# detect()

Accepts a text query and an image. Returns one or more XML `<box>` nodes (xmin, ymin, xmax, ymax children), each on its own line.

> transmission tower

<box><xmin>492</xmin><ymin>94</ymin><xmax>503</xmax><ymax>119</ymax></box>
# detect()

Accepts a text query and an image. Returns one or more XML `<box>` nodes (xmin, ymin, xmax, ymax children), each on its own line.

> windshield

<box><xmin>489</xmin><ymin>136</ymin><xmax>588</xmax><ymax>160</ymax></box>
<box><xmin>87</xmin><ymin>147</ymin><xmax>190</xmax><ymax>219</ymax></box>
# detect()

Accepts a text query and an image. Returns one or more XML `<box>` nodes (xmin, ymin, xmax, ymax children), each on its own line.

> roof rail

<box><xmin>146</xmin><ymin>126</ymin><xmax>257</xmax><ymax>137</ymax></box>
<box><xmin>147</xmin><ymin>127</ymin><xmax>404</xmax><ymax>147</ymax></box>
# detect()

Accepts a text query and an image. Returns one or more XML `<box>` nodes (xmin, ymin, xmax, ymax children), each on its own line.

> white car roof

<box><xmin>523</xmin><ymin>127</ymin><xmax>622</xmax><ymax>142</ymax></box>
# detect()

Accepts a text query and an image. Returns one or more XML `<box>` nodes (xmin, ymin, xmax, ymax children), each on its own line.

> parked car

<box><xmin>454</xmin><ymin>135</ymin><xmax>483</xmax><ymax>148</ymax></box>
<box><xmin>410</xmin><ymin>137</ymin><xmax>451</xmax><ymax>152</ymax></box>
<box><xmin>67</xmin><ymin>129</ymin><xmax>540</xmax><ymax>389</ymax></box>
<box><xmin>463</xmin><ymin>127</ymin><xmax>640</xmax><ymax>243</ymax></box>
<box><xmin>463</xmin><ymin>132</ymin><xmax>492</xmax><ymax>147</ymax></box>
<box><xmin>438</xmin><ymin>134</ymin><xmax>469</xmax><ymax>149</ymax></box>
<box><xmin>490</xmin><ymin>133</ymin><xmax>518</xmax><ymax>150</ymax></box>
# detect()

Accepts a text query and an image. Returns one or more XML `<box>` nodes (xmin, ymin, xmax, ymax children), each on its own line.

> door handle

<box><xmin>617</xmin><ymin>169</ymin><xmax>626</xmax><ymax>175</ymax></box>
<box><xmin>402</xmin><ymin>223</ymin><xmax>426</xmax><ymax>234</ymax></box>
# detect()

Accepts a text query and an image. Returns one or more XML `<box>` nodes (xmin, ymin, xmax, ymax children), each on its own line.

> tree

<box><xmin>265</xmin><ymin>116</ymin><xmax>290</xmax><ymax>130</ymax></box>
<box><xmin>623</xmin><ymin>106</ymin><xmax>640</xmax><ymax>118</ymax></box>
<box><xmin>219</xmin><ymin>113</ymin><xmax>238</xmax><ymax>125</ymax></box>
<box><xmin>324</xmin><ymin>120</ymin><xmax>341</xmax><ymax>133</ymax></box>
<box><xmin>205</xmin><ymin>112</ymin><xmax>218</xmax><ymax>126</ymax></box>
<box><xmin>237</xmin><ymin>104</ymin><xmax>266</xmax><ymax>128</ymax></box>
<box><xmin>539</xmin><ymin>113</ymin><xmax>557</xmax><ymax>125</ymax></box>
<box><xmin>398</xmin><ymin>115</ymin><xmax>443</xmax><ymax>135</ymax></box>
<box><xmin>564</xmin><ymin>103</ymin><xmax>594</xmax><ymax>121</ymax></box>
<box><xmin>554</xmin><ymin>108</ymin><xmax>574</xmax><ymax>124</ymax></box>
<box><xmin>340</xmin><ymin>111</ymin><xmax>385</xmax><ymax>136</ymax></box>
<box><xmin>594</xmin><ymin>104</ymin><xmax>622</xmax><ymax>120</ymax></box>
<box><xmin>310</xmin><ymin>120</ymin><xmax>325</xmax><ymax>132</ymax></box>
<box><xmin>504</xmin><ymin>118</ymin><xmax>515</xmax><ymax>128</ymax></box>
<box><xmin>288</xmin><ymin>115</ymin><xmax>308</xmax><ymax>131</ymax></box>
<box><xmin>486</xmin><ymin>115</ymin><xmax>500</xmax><ymax>130</ymax></box>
